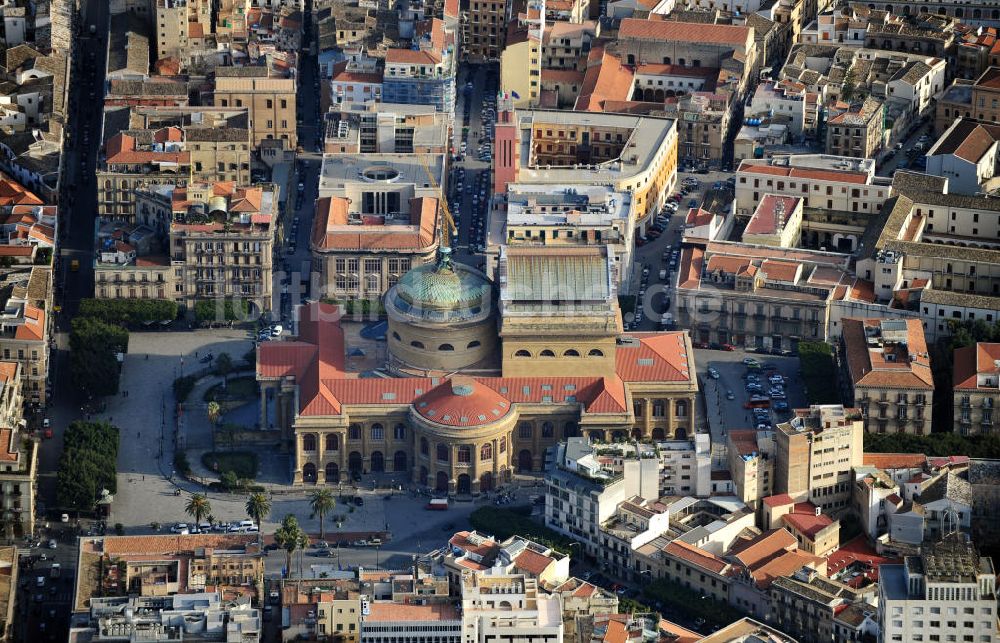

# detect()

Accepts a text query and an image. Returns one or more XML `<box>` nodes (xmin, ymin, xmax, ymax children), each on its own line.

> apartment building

<box><xmin>541</xmin><ymin>21</ymin><xmax>597</xmax><ymax>71</ymax></box>
<box><xmin>213</xmin><ymin>75</ymin><xmax>297</xmax><ymax>149</ymax></box>
<box><xmin>662</xmin><ymin>92</ymin><xmax>732</xmax><ymax>164</ymax></box>
<box><xmin>545</xmin><ymin>439</ymin><xmax>660</xmax><ymax>561</ymax></box>
<box><xmin>500</xmin><ymin>1</ymin><xmax>544</xmax><ymax>108</ymax></box>
<box><xmin>463</xmin><ymin>0</ymin><xmax>510</xmax><ymax>62</ymax></box>
<box><xmin>282</xmin><ymin>581</ymin><xmax>362</xmax><ymax>642</ymax></box>
<box><xmin>599</xmin><ymin>496</ymin><xmax>670</xmax><ymax>581</ymax></box>
<box><xmin>0</xmin><ymin>267</ymin><xmax>50</xmax><ymax>404</ymax></box>
<box><xmin>735</xmin><ymin>154</ymin><xmax>890</xmax><ymax>221</ymax></box>
<box><xmin>383</xmin><ymin>45</ymin><xmax>457</xmax><ymax>116</ymax></box>
<box><xmin>98</xmin><ymin>132</ymin><xmax>192</xmax><ymax>219</ymax></box>
<box><xmin>0</xmin><ymin>427</ymin><xmax>35</xmax><ymax>538</ymax></box>
<box><xmin>774</xmin><ymin>404</ymin><xmax>863</xmax><ymax>513</ymax></box>
<box><xmin>769</xmin><ymin>567</ymin><xmax>868</xmax><ymax>643</ymax></box>
<box><xmin>312</xmin><ymin>154</ymin><xmax>444</xmax><ymax>301</ymax></box>
<box><xmin>324</xmin><ymin>104</ymin><xmax>451</xmax><ymax>156</ymax></box>
<box><xmin>926</xmin><ymin>118</ymin><xmax>1000</xmax><ymax>196</ymax></box>
<box><xmin>73</xmin><ymin>535</ymin><xmax>265</xmax><ymax>609</ymax></box>
<box><xmin>953</xmin><ymin>342</ymin><xmax>1000</xmax><ymax>436</ymax></box>
<box><xmin>761</xmin><ymin>497</ymin><xmax>840</xmax><ymax>557</ymax></box>
<box><xmin>841</xmin><ymin>317</ymin><xmax>934</xmax><ymax>435</ymax></box>
<box><xmin>826</xmin><ymin>97</ymin><xmax>884</xmax><ymax>159</ymax></box>
<box><xmin>727</xmin><ymin>429</ymin><xmax>774</xmax><ymax>508</ymax></box>
<box><xmin>493</xmin><ymin>107</ymin><xmax>677</xmax><ymax>225</ymax></box>
<box><xmin>94</xmin><ymin>181</ymin><xmax>277</xmax><ymax>312</ymax></box>
<box><xmin>75</xmin><ymin>592</ymin><xmax>260</xmax><ymax>643</ymax></box>
<box><xmin>674</xmin><ymin>240</ymin><xmax>874</xmax><ymax>350</ymax></box>
<box><xmin>0</xmin><ymin>362</ymin><xmax>21</xmax><ymax>430</ymax></box>
<box><xmin>936</xmin><ymin>67</ymin><xmax>1000</xmax><ymax>135</ymax></box>
<box><xmin>361</xmin><ymin>604</ymin><xmax>462</xmax><ymax>643</ymax></box>
<box><xmin>461</xmin><ymin>571</ymin><xmax>564</xmax><ymax>643</ymax></box>
<box><xmin>879</xmin><ymin>535</ymin><xmax>1000</xmax><ymax>643</ymax></box>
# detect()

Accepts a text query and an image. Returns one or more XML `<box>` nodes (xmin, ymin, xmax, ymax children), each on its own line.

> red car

<box><xmin>720</xmin><ymin>343</ymin><xmax>736</xmax><ymax>351</ymax></box>
<box><xmin>43</xmin><ymin>429</ymin><xmax>53</xmax><ymax>439</ymax></box>
<box><xmin>693</xmin><ymin>341</ymin><xmax>710</xmax><ymax>349</ymax></box>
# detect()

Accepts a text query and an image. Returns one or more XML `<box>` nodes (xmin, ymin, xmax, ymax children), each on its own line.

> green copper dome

<box><xmin>389</xmin><ymin>250</ymin><xmax>493</xmax><ymax>322</ymax></box>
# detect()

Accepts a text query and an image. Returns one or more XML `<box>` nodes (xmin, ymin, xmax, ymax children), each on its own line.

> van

<box><xmin>239</xmin><ymin>520</ymin><xmax>255</xmax><ymax>530</ymax></box>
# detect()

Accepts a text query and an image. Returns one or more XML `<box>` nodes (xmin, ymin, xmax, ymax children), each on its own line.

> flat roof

<box><xmin>318</xmin><ymin>154</ymin><xmax>445</xmax><ymax>193</ymax></box>
<box><xmin>516</xmin><ymin>110</ymin><xmax>674</xmax><ymax>186</ymax></box>
<box><xmin>507</xmin><ymin>184</ymin><xmax>631</xmax><ymax>226</ymax></box>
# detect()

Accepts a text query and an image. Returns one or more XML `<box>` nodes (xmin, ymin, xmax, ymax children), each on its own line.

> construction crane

<box><xmin>420</xmin><ymin>156</ymin><xmax>458</xmax><ymax>250</ymax></box>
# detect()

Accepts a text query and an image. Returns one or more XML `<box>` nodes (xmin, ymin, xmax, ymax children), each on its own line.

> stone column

<box><xmin>667</xmin><ymin>397</ymin><xmax>675</xmax><ymax>438</ymax></box>
<box><xmin>492</xmin><ymin>439</ymin><xmax>499</xmax><ymax>476</ymax></box>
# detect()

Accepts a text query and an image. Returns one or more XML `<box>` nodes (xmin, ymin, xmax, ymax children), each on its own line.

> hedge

<box><xmin>79</xmin><ymin>298</ymin><xmax>178</xmax><ymax>326</ymax></box>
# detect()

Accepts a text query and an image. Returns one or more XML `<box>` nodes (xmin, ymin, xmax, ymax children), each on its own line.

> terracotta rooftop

<box><xmin>762</xmin><ymin>493</ymin><xmax>794</xmax><ymax>508</ymax></box>
<box><xmin>619</xmin><ymin>18</ymin><xmax>751</xmax><ymax>46</ymax></box>
<box><xmin>737</xmin><ymin>160</ymin><xmax>869</xmax><ymax>184</ymax></box>
<box><xmin>514</xmin><ymin>548</ymin><xmax>554</xmax><ymax>576</ymax></box>
<box><xmin>782</xmin><ymin>503</ymin><xmax>834</xmax><ymax>538</ymax></box>
<box><xmin>386</xmin><ymin>48</ymin><xmax>442</xmax><ymax>65</ymax></box>
<box><xmin>102</xmin><ymin>533</ymin><xmax>258</xmax><ymax>555</ymax></box>
<box><xmin>663</xmin><ymin>540</ymin><xmax>729</xmax><ymax>574</ymax></box>
<box><xmin>311</xmin><ymin>196</ymin><xmax>438</xmax><ymax>251</ymax></box>
<box><xmin>575</xmin><ymin>49</ymin><xmax>634</xmax><ymax>112</ymax></box>
<box><xmin>862</xmin><ymin>452</ymin><xmax>926</xmax><ymax>470</ymax></box>
<box><xmin>745</xmin><ymin>195</ymin><xmax>800</xmax><ymax>236</ymax></box>
<box><xmin>953</xmin><ymin>342</ymin><xmax>1000</xmax><ymax>390</ymax></box>
<box><xmin>365</xmin><ymin>602</ymin><xmax>460</xmax><ymax>622</ymax></box>
<box><xmin>842</xmin><ymin>318</ymin><xmax>934</xmax><ymax>389</ymax></box>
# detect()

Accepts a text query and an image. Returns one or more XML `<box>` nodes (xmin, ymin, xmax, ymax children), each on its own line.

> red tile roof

<box><xmin>782</xmin><ymin>503</ymin><xmax>834</xmax><ymax>538</ymax></box>
<box><xmin>15</xmin><ymin>305</ymin><xmax>44</xmax><ymax>341</ymax></box>
<box><xmin>862</xmin><ymin>453</ymin><xmax>927</xmax><ymax>470</ymax></box>
<box><xmin>514</xmin><ymin>549</ymin><xmax>554</xmax><ymax>576</ymax></box>
<box><xmin>954</xmin><ymin>343</ymin><xmax>1000</xmax><ymax>390</ymax></box>
<box><xmin>614</xmin><ymin>333</ymin><xmax>691</xmax><ymax>382</ymax></box>
<box><xmin>0</xmin><ymin>174</ymin><xmax>43</xmax><ymax>206</ymax></box>
<box><xmin>678</xmin><ymin>246</ymin><xmax>704</xmax><ymax>289</ymax></box>
<box><xmin>575</xmin><ymin>49</ymin><xmax>634</xmax><ymax>112</ymax></box>
<box><xmin>663</xmin><ymin>540</ymin><xmax>728</xmax><ymax>574</ymax></box>
<box><xmin>386</xmin><ymin>48</ymin><xmax>442</xmax><ymax>65</ymax></box>
<box><xmin>619</xmin><ymin>18</ymin><xmax>751</xmax><ymax>46</ymax></box>
<box><xmin>762</xmin><ymin>493</ymin><xmax>794</xmax><ymax>508</ymax></box>
<box><xmin>103</xmin><ymin>533</ymin><xmax>258</xmax><ymax>555</ymax></box>
<box><xmin>745</xmin><ymin>195</ymin><xmax>800</xmax><ymax>236</ymax></box>
<box><xmin>0</xmin><ymin>428</ymin><xmax>18</xmax><ymax>462</ymax></box>
<box><xmin>365</xmin><ymin>603</ymin><xmax>460</xmax><ymax>622</ymax></box>
<box><xmin>312</xmin><ymin>196</ymin><xmax>438</xmax><ymax>251</ymax></box>
<box><xmin>842</xmin><ymin>318</ymin><xmax>934</xmax><ymax>389</ymax></box>
<box><xmin>737</xmin><ymin>160</ymin><xmax>869</xmax><ymax>185</ymax></box>
<box><xmin>414</xmin><ymin>377</ymin><xmax>512</xmax><ymax>427</ymax></box>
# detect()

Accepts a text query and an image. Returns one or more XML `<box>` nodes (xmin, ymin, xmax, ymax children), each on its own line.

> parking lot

<box><xmin>693</xmin><ymin>347</ymin><xmax>807</xmax><ymax>459</ymax></box>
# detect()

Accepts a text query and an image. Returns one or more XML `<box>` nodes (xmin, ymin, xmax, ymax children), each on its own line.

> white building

<box><xmin>926</xmin><ymin>118</ymin><xmax>1000</xmax><ymax>196</ymax></box>
<box><xmin>461</xmin><ymin>571</ymin><xmax>563</xmax><ymax>643</ymax></box>
<box><xmin>79</xmin><ymin>592</ymin><xmax>260</xmax><ymax>642</ymax></box>
<box><xmin>545</xmin><ymin>438</ymin><xmax>660</xmax><ymax>561</ymax></box>
<box><xmin>879</xmin><ymin>535</ymin><xmax>1000</xmax><ymax>643</ymax></box>
<box><xmin>749</xmin><ymin>81</ymin><xmax>807</xmax><ymax>138</ymax></box>
<box><xmin>362</xmin><ymin>603</ymin><xmax>463</xmax><ymax>643</ymax></box>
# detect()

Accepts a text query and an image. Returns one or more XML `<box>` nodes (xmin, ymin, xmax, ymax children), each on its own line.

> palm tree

<box><xmin>308</xmin><ymin>489</ymin><xmax>336</xmax><ymax>540</ymax></box>
<box><xmin>245</xmin><ymin>491</ymin><xmax>271</xmax><ymax>544</ymax></box>
<box><xmin>185</xmin><ymin>493</ymin><xmax>212</xmax><ymax>527</ymax></box>
<box><xmin>274</xmin><ymin>514</ymin><xmax>309</xmax><ymax>577</ymax></box>
<box><xmin>207</xmin><ymin>401</ymin><xmax>221</xmax><ymax>426</ymax></box>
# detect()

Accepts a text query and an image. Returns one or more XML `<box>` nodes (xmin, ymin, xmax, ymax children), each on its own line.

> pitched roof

<box><xmin>614</xmin><ymin>333</ymin><xmax>692</xmax><ymax>382</ymax></box>
<box><xmin>385</xmin><ymin>48</ymin><xmax>442</xmax><ymax>65</ymax></box>
<box><xmin>365</xmin><ymin>603</ymin><xmax>460</xmax><ymax>622</ymax></box>
<box><xmin>513</xmin><ymin>549</ymin><xmax>555</xmax><ymax>576</ymax></box>
<box><xmin>782</xmin><ymin>503</ymin><xmax>835</xmax><ymax>538</ymax></box>
<box><xmin>862</xmin><ymin>453</ymin><xmax>927</xmax><ymax>470</ymax></box>
<box><xmin>663</xmin><ymin>540</ymin><xmax>729</xmax><ymax>574</ymax></box>
<box><xmin>737</xmin><ymin>160</ymin><xmax>870</xmax><ymax>184</ymax></box>
<box><xmin>102</xmin><ymin>533</ymin><xmax>258</xmax><ymax>555</ymax></box>
<box><xmin>311</xmin><ymin>197</ymin><xmax>438</xmax><ymax>251</ymax></box>
<box><xmin>953</xmin><ymin>342</ymin><xmax>1000</xmax><ymax>390</ymax></box>
<box><xmin>618</xmin><ymin>18</ymin><xmax>751</xmax><ymax>46</ymax></box>
<box><xmin>842</xmin><ymin>317</ymin><xmax>934</xmax><ymax>389</ymax></box>
<box><xmin>575</xmin><ymin>49</ymin><xmax>634</xmax><ymax>112</ymax></box>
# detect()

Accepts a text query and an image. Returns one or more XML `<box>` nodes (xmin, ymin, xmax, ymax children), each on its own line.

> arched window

<box><xmin>515</xmin><ymin>349</ymin><xmax>531</xmax><ymax>357</ymax></box>
<box><xmin>104</xmin><ymin>180</ymin><xmax>112</xmax><ymax>190</ymax></box>
<box><xmin>542</xmin><ymin>422</ymin><xmax>554</xmax><ymax>438</ymax></box>
<box><xmin>457</xmin><ymin>446</ymin><xmax>471</xmax><ymax>463</ymax></box>
<box><xmin>439</xmin><ymin>343</ymin><xmax>454</xmax><ymax>351</ymax></box>
<box><xmin>393</xmin><ymin>424</ymin><xmax>406</xmax><ymax>440</ymax></box>
<box><xmin>467</xmin><ymin>340</ymin><xmax>482</xmax><ymax>348</ymax></box>
<box><xmin>366</xmin><ymin>274</ymin><xmax>380</xmax><ymax>291</ymax></box>
<box><xmin>392</xmin><ymin>331</ymin><xmax>401</xmax><ymax>341</ymax></box>
<box><xmin>519</xmin><ymin>423</ymin><xmax>533</xmax><ymax>439</ymax></box>
<box><xmin>302</xmin><ymin>434</ymin><xmax>317</xmax><ymax>451</ymax></box>
<box><xmin>540</xmin><ymin>349</ymin><xmax>555</xmax><ymax>357</ymax></box>
<box><xmin>411</xmin><ymin>340</ymin><xmax>425</xmax><ymax>348</ymax></box>
<box><xmin>437</xmin><ymin>444</ymin><xmax>449</xmax><ymax>462</ymax></box>
<box><xmin>588</xmin><ymin>349</ymin><xmax>604</xmax><ymax>357</ymax></box>
<box><xmin>675</xmin><ymin>400</ymin><xmax>688</xmax><ymax>417</ymax></box>
<box><xmin>420</xmin><ymin>437</ymin><xmax>429</xmax><ymax>455</ymax></box>
<box><xmin>349</xmin><ymin>424</ymin><xmax>362</xmax><ymax>440</ymax></box>
<box><xmin>500</xmin><ymin>437</ymin><xmax>507</xmax><ymax>453</ymax></box>
<box><xmin>481</xmin><ymin>443</ymin><xmax>493</xmax><ymax>460</ymax></box>
<box><xmin>371</xmin><ymin>424</ymin><xmax>384</xmax><ymax>440</ymax></box>
<box><xmin>563</xmin><ymin>349</ymin><xmax>580</xmax><ymax>357</ymax></box>
<box><xmin>325</xmin><ymin>434</ymin><xmax>339</xmax><ymax>451</ymax></box>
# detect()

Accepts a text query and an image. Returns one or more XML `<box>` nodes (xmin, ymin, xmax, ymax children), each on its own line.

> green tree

<box><xmin>69</xmin><ymin>317</ymin><xmax>129</xmax><ymax>397</ymax></box>
<box><xmin>185</xmin><ymin>493</ymin><xmax>212</xmax><ymax>526</ymax></box>
<box><xmin>215</xmin><ymin>352</ymin><xmax>234</xmax><ymax>383</ymax></box>
<box><xmin>245</xmin><ymin>492</ymin><xmax>272</xmax><ymax>541</ymax></box>
<box><xmin>56</xmin><ymin>421</ymin><xmax>120</xmax><ymax>510</ymax></box>
<box><xmin>207</xmin><ymin>401</ymin><xmax>221</xmax><ymax>427</ymax></box>
<box><xmin>220</xmin><ymin>470</ymin><xmax>241</xmax><ymax>491</ymax></box>
<box><xmin>79</xmin><ymin>299</ymin><xmax>178</xmax><ymax>326</ymax></box>
<box><xmin>195</xmin><ymin>299</ymin><xmax>249</xmax><ymax>322</ymax></box>
<box><xmin>274</xmin><ymin>514</ymin><xmax>309</xmax><ymax>577</ymax></box>
<box><xmin>308</xmin><ymin>489</ymin><xmax>336</xmax><ymax>540</ymax></box>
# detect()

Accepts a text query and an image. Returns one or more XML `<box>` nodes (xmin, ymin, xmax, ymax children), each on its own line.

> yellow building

<box><xmin>953</xmin><ymin>342</ymin><xmax>999</xmax><ymax>436</ymax></box>
<box><xmin>500</xmin><ymin>0</ymin><xmax>544</xmax><ymax>107</ymax></box>
<box><xmin>258</xmin><ymin>248</ymin><xmax>698</xmax><ymax>491</ymax></box>
<box><xmin>213</xmin><ymin>75</ymin><xmax>298</xmax><ymax>149</ymax></box>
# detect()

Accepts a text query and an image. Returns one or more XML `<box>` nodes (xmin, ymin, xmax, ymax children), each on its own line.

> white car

<box><xmin>270</xmin><ymin>324</ymin><xmax>284</xmax><ymax>336</ymax></box>
<box><xmin>170</xmin><ymin>523</ymin><xmax>189</xmax><ymax>533</ymax></box>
